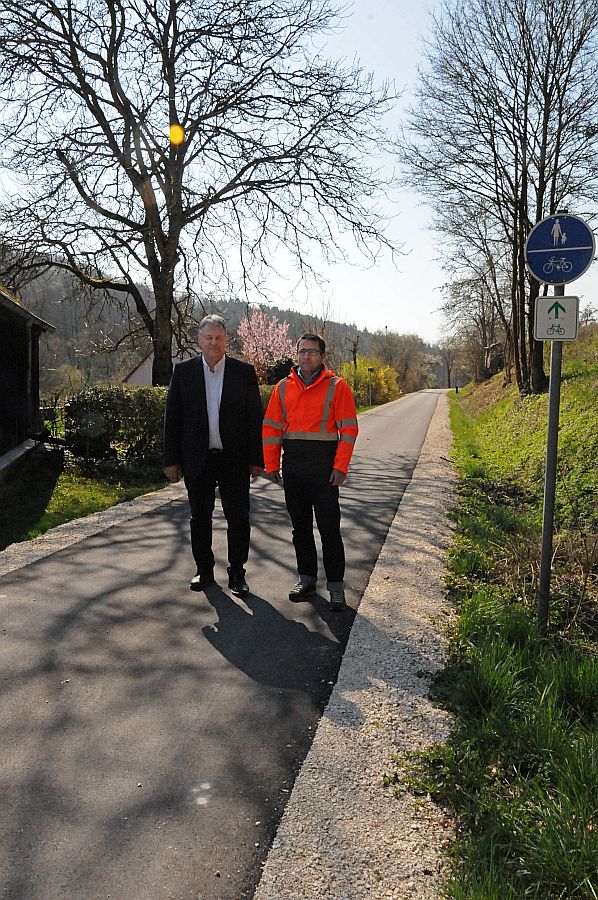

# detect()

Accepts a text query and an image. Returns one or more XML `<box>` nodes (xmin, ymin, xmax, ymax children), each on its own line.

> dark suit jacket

<box><xmin>163</xmin><ymin>354</ymin><xmax>264</xmax><ymax>480</ymax></box>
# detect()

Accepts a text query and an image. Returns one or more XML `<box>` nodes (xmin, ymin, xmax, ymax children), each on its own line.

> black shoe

<box><xmin>190</xmin><ymin>570</ymin><xmax>214</xmax><ymax>592</ymax></box>
<box><xmin>288</xmin><ymin>581</ymin><xmax>317</xmax><ymax>601</ymax></box>
<box><xmin>228</xmin><ymin>571</ymin><xmax>249</xmax><ymax>597</ymax></box>
<box><xmin>329</xmin><ymin>590</ymin><xmax>347</xmax><ymax>611</ymax></box>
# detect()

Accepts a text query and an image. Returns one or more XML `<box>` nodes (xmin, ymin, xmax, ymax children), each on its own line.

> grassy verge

<box><xmin>0</xmin><ymin>392</ymin><xmax>384</xmax><ymax>552</ymax></box>
<box><xmin>385</xmin><ymin>330</ymin><xmax>598</xmax><ymax>898</ymax></box>
<box><xmin>0</xmin><ymin>446</ymin><xmax>166</xmax><ymax>550</ymax></box>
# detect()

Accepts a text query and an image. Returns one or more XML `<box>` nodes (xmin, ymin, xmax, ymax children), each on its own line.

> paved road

<box><xmin>0</xmin><ymin>391</ymin><xmax>440</xmax><ymax>900</ymax></box>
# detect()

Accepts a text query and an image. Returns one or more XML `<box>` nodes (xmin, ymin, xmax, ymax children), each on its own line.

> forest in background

<box><xmin>19</xmin><ymin>269</ymin><xmax>452</xmax><ymax>396</ymax></box>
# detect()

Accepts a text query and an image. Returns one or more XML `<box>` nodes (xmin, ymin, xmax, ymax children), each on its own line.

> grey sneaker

<box><xmin>329</xmin><ymin>590</ymin><xmax>347</xmax><ymax>611</ymax></box>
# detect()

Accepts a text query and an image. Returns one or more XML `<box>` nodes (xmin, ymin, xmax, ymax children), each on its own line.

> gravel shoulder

<box><xmin>254</xmin><ymin>391</ymin><xmax>456</xmax><ymax>900</ymax></box>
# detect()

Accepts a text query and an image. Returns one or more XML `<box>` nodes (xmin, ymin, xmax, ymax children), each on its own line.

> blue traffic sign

<box><xmin>525</xmin><ymin>213</ymin><xmax>595</xmax><ymax>284</ymax></box>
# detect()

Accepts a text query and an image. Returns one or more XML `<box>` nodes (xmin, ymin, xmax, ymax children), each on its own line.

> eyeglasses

<box><xmin>297</xmin><ymin>349</ymin><xmax>321</xmax><ymax>357</ymax></box>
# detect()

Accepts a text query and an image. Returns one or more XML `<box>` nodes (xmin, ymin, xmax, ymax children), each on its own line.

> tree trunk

<box><xmin>528</xmin><ymin>280</ymin><xmax>548</xmax><ymax>392</ymax></box>
<box><xmin>511</xmin><ymin>234</ymin><xmax>524</xmax><ymax>392</ymax></box>
<box><xmin>152</xmin><ymin>285</ymin><xmax>174</xmax><ymax>386</ymax></box>
<box><xmin>502</xmin><ymin>330</ymin><xmax>513</xmax><ymax>386</ymax></box>
<box><xmin>517</xmin><ymin>211</ymin><xmax>530</xmax><ymax>393</ymax></box>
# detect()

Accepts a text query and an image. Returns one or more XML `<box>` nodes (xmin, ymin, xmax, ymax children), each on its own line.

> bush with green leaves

<box><xmin>259</xmin><ymin>383</ymin><xmax>274</xmax><ymax>409</ymax></box>
<box><xmin>65</xmin><ymin>386</ymin><xmax>167</xmax><ymax>468</ymax></box>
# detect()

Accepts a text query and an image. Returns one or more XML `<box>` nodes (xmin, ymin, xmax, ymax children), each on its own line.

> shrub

<box><xmin>339</xmin><ymin>356</ymin><xmax>400</xmax><ymax>406</ymax></box>
<box><xmin>65</xmin><ymin>386</ymin><xmax>167</xmax><ymax>468</ymax></box>
<box><xmin>259</xmin><ymin>383</ymin><xmax>275</xmax><ymax>409</ymax></box>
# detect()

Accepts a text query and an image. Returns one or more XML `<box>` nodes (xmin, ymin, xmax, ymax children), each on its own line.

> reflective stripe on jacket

<box><xmin>262</xmin><ymin>365</ymin><xmax>358</xmax><ymax>474</ymax></box>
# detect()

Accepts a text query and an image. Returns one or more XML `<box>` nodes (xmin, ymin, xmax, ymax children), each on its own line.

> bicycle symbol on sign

<box><xmin>543</xmin><ymin>256</ymin><xmax>572</xmax><ymax>275</ymax></box>
<box><xmin>547</xmin><ymin>323</ymin><xmax>565</xmax><ymax>335</ymax></box>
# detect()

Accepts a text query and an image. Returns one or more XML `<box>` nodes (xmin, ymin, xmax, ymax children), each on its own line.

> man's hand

<box><xmin>250</xmin><ymin>465</ymin><xmax>263</xmax><ymax>479</ymax></box>
<box><xmin>266</xmin><ymin>470</ymin><xmax>282</xmax><ymax>484</ymax></box>
<box><xmin>329</xmin><ymin>468</ymin><xmax>347</xmax><ymax>486</ymax></box>
<box><xmin>164</xmin><ymin>464</ymin><xmax>183</xmax><ymax>483</ymax></box>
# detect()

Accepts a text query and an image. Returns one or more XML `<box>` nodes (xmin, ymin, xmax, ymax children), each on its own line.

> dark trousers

<box><xmin>282</xmin><ymin>470</ymin><xmax>345</xmax><ymax>584</ymax></box>
<box><xmin>185</xmin><ymin>453</ymin><xmax>250</xmax><ymax>575</ymax></box>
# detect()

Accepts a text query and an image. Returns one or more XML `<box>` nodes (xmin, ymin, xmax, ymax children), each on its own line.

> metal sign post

<box><xmin>536</xmin><ymin>283</ymin><xmax>563</xmax><ymax>635</ymax></box>
<box><xmin>524</xmin><ymin>212</ymin><xmax>592</xmax><ymax>634</ymax></box>
<box><xmin>367</xmin><ymin>366</ymin><xmax>374</xmax><ymax>406</ymax></box>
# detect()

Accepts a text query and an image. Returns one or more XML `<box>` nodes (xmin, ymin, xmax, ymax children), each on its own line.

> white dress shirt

<box><xmin>202</xmin><ymin>354</ymin><xmax>225</xmax><ymax>449</ymax></box>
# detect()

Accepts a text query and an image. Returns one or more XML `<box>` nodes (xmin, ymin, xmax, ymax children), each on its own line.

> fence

<box><xmin>40</xmin><ymin>402</ymin><xmax>66</xmax><ymax>441</ymax></box>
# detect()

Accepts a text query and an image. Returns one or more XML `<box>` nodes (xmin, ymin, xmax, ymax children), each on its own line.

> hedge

<box><xmin>65</xmin><ymin>386</ymin><xmax>168</xmax><ymax>463</ymax></box>
<box><xmin>65</xmin><ymin>383</ymin><xmax>275</xmax><ymax>464</ymax></box>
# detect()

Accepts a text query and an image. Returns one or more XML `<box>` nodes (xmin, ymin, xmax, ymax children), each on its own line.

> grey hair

<box><xmin>198</xmin><ymin>314</ymin><xmax>227</xmax><ymax>333</ymax></box>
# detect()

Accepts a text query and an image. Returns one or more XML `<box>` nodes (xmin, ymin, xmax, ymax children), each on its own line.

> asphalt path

<box><xmin>0</xmin><ymin>390</ymin><xmax>440</xmax><ymax>900</ymax></box>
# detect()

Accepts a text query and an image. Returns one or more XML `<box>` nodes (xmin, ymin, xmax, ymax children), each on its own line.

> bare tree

<box><xmin>370</xmin><ymin>330</ymin><xmax>429</xmax><ymax>393</ymax></box>
<box><xmin>579</xmin><ymin>304</ymin><xmax>597</xmax><ymax>327</ymax></box>
<box><xmin>349</xmin><ymin>334</ymin><xmax>359</xmax><ymax>369</ymax></box>
<box><xmin>0</xmin><ymin>0</ymin><xmax>398</xmax><ymax>384</ymax></box>
<box><xmin>401</xmin><ymin>0</ymin><xmax>598</xmax><ymax>394</ymax></box>
<box><xmin>441</xmin><ymin>262</ymin><xmax>509</xmax><ymax>383</ymax></box>
<box><xmin>438</xmin><ymin>339</ymin><xmax>456</xmax><ymax>388</ymax></box>
<box><xmin>436</xmin><ymin>210</ymin><xmax>515</xmax><ymax>381</ymax></box>
<box><xmin>297</xmin><ymin>298</ymin><xmax>354</xmax><ymax>368</ymax></box>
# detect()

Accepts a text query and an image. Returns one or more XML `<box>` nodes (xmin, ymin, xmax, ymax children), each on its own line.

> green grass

<box><xmin>0</xmin><ymin>446</ymin><xmax>166</xmax><ymax>550</ymax></box>
<box><xmin>1</xmin><ymin>392</ymin><xmax>380</xmax><ymax>550</ymax></box>
<box><xmin>458</xmin><ymin>331</ymin><xmax>598</xmax><ymax>536</ymax></box>
<box><xmin>356</xmin><ymin>404</ymin><xmax>377</xmax><ymax>413</ymax></box>
<box><xmin>386</xmin><ymin>331</ymin><xmax>597</xmax><ymax>898</ymax></box>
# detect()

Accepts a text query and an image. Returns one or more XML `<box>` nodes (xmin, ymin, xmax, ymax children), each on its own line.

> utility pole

<box><xmin>367</xmin><ymin>366</ymin><xmax>374</xmax><ymax>406</ymax></box>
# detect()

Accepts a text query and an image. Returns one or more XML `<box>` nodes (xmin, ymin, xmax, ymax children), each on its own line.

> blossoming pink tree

<box><xmin>237</xmin><ymin>308</ymin><xmax>294</xmax><ymax>381</ymax></box>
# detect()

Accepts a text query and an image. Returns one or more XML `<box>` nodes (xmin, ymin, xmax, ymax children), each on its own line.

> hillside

<box><xmin>16</xmin><ymin>271</ymin><xmax>447</xmax><ymax>392</ymax></box>
<box><xmin>458</xmin><ymin>323</ymin><xmax>598</xmax><ymax>536</ymax></box>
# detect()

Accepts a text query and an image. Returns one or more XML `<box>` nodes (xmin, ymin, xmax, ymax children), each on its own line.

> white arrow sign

<box><xmin>534</xmin><ymin>295</ymin><xmax>579</xmax><ymax>341</ymax></box>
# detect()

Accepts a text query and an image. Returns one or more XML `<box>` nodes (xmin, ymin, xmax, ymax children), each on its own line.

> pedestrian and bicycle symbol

<box><xmin>534</xmin><ymin>296</ymin><xmax>579</xmax><ymax>341</ymax></box>
<box><xmin>542</xmin><ymin>257</ymin><xmax>571</xmax><ymax>275</ymax></box>
<box><xmin>525</xmin><ymin>213</ymin><xmax>595</xmax><ymax>284</ymax></box>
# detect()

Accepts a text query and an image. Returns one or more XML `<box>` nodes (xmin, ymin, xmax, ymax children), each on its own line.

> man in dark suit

<box><xmin>163</xmin><ymin>315</ymin><xmax>264</xmax><ymax>596</ymax></box>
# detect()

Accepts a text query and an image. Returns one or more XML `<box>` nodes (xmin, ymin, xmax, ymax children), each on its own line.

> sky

<box><xmin>272</xmin><ymin>1</ymin><xmax>448</xmax><ymax>344</ymax></box>
<box><xmin>2</xmin><ymin>0</ymin><xmax>443</xmax><ymax>342</ymax></box>
<box><xmin>271</xmin><ymin>0</ymin><xmax>597</xmax><ymax>345</ymax></box>
<box><xmin>5</xmin><ymin>0</ymin><xmax>595</xmax><ymax>345</ymax></box>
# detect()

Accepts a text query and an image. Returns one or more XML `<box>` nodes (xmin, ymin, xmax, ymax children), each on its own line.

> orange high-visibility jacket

<box><xmin>263</xmin><ymin>365</ymin><xmax>358</xmax><ymax>474</ymax></box>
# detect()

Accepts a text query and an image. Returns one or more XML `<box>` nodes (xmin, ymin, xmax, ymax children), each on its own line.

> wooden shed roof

<box><xmin>0</xmin><ymin>284</ymin><xmax>55</xmax><ymax>332</ymax></box>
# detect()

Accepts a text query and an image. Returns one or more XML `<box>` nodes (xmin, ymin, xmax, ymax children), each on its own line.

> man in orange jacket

<box><xmin>263</xmin><ymin>333</ymin><xmax>358</xmax><ymax>611</ymax></box>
